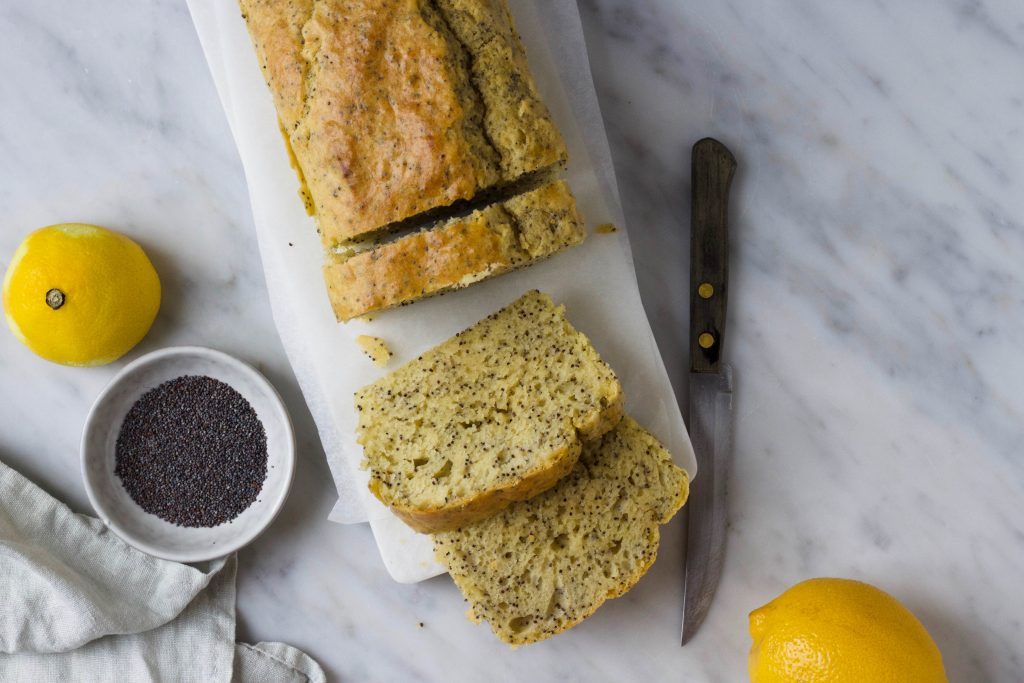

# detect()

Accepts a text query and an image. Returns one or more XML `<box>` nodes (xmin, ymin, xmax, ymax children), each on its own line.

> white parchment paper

<box><xmin>186</xmin><ymin>0</ymin><xmax>696</xmax><ymax>583</ymax></box>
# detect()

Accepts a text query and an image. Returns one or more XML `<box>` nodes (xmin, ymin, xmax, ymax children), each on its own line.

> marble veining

<box><xmin>1</xmin><ymin>1</ymin><xmax>1022</xmax><ymax>681</ymax></box>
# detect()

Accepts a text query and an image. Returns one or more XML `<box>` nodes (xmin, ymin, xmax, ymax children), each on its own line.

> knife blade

<box><xmin>681</xmin><ymin>137</ymin><xmax>736</xmax><ymax>645</ymax></box>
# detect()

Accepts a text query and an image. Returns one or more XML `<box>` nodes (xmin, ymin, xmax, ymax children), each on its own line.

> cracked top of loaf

<box><xmin>240</xmin><ymin>0</ymin><xmax>567</xmax><ymax>245</ymax></box>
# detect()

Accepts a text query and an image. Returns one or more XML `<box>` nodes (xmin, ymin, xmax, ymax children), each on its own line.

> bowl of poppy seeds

<box><xmin>82</xmin><ymin>346</ymin><xmax>294</xmax><ymax>562</ymax></box>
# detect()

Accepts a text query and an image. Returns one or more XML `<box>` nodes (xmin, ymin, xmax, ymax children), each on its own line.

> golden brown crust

<box><xmin>433</xmin><ymin>0</ymin><xmax>567</xmax><ymax>176</ymax></box>
<box><xmin>323</xmin><ymin>181</ymin><xmax>584</xmax><ymax>321</ymax></box>
<box><xmin>381</xmin><ymin>442</ymin><xmax>580</xmax><ymax>533</ymax></box>
<box><xmin>324</xmin><ymin>207</ymin><xmax>515</xmax><ymax>321</ymax></box>
<box><xmin>298</xmin><ymin>0</ymin><xmax>501</xmax><ymax>244</ymax></box>
<box><xmin>239</xmin><ymin>0</ymin><xmax>313</xmax><ymax>130</ymax></box>
<box><xmin>240</xmin><ymin>0</ymin><xmax>567</xmax><ymax>246</ymax></box>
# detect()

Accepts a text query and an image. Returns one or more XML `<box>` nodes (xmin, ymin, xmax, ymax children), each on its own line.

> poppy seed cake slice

<box><xmin>433</xmin><ymin>416</ymin><xmax>689</xmax><ymax>646</ymax></box>
<box><xmin>323</xmin><ymin>180</ymin><xmax>585</xmax><ymax>322</ymax></box>
<box><xmin>355</xmin><ymin>290</ymin><xmax>623</xmax><ymax>533</ymax></box>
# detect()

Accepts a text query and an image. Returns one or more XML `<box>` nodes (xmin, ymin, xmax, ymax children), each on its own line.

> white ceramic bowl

<box><xmin>82</xmin><ymin>346</ymin><xmax>294</xmax><ymax>562</ymax></box>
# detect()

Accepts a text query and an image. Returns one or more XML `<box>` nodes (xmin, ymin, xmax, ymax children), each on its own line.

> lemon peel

<box><xmin>2</xmin><ymin>223</ymin><xmax>161</xmax><ymax>366</ymax></box>
<box><xmin>748</xmin><ymin>578</ymin><xmax>947</xmax><ymax>683</ymax></box>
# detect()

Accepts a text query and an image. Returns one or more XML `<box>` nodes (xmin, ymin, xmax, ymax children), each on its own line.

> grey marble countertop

<box><xmin>1</xmin><ymin>1</ymin><xmax>1022</xmax><ymax>681</ymax></box>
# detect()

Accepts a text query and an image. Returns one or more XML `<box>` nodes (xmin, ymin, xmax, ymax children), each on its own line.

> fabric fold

<box><xmin>233</xmin><ymin>642</ymin><xmax>326</xmax><ymax>683</ymax></box>
<box><xmin>0</xmin><ymin>460</ymin><xmax>220</xmax><ymax>654</ymax></box>
<box><xmin>0</xmin><ymin>459</ymin><xmax>323</xmax><ymax>682</ymax></box>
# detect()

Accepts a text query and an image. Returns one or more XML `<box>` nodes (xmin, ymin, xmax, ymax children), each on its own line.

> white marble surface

<box><xmin>1</xmin><ymin>1</ymin><xmax>1022</xmax><ymax>680</ymax></box>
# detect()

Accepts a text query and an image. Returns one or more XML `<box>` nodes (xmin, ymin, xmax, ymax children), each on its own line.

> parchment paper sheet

<box><xmin>186</xmin><ymin>0</ymin><xmax>696</xmax><ymax>582</ymax></box>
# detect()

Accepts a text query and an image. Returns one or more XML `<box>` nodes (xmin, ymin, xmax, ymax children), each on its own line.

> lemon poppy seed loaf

<box><xmin>355</xmin><ymin>291</ymin><xmax>623</xmax><ymax>533</ymax></box>
<box><xmin>239</xmin><ymin>0</ymin><xmax>567</xmax><ymax>246</ymax></box>
<box><xmin>323</xmin><ymin>180</ymin><xmax>584</xmax><ymax>321</ymax></box>
<box><xmin>433</xmin><ymin>416</ymin><xmax>689</xmax><ymax>646</ymax></box>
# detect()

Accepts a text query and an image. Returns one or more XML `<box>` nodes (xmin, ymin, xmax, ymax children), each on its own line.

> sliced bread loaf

<box><xmin>239</xmin><ymin>0</ymin><xmax>566</xmax><ymax>246</ymax></box>
<box><xmin>433</xmin><ymin>416</ymin><xmax>689</xmax><ymax>646</ymax></box>
<box><xmin>323</xmin><ymin>181</ymin><xmax>584</xmax><ymax>321</ymax></box>
<box><xmin>355</xmin><ymin>290</ymin><xmax>623</xmax><ymax>533</ymax></box>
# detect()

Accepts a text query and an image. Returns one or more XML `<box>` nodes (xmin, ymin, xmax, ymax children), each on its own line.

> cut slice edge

<box><xmin>356</xmin><ymin>290</ymin><xmax>624</xmax><ymax>533</ymax></box>
<box><xmin>324</xmin><ymin>180</ymin><xmax>585</xmax><ymax>321</ymax></box>
<box><xmin>377</xmin><ymin>439</ymin><xmax>581</xmax><ymax>535</ymax></box>
<box><xmin>432</xmin><ymin>415</ymin><xmax>690</xmax><ymax>646</ymax></box>
<box><xmin>382</xmin><ymin>384</ymin><xmax>625</xmax><ymax>534</ymax></box>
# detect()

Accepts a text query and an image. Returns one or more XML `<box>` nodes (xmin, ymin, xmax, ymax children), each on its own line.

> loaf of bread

<box><xmin>324</xmin><ymin>181</ymin><xmax>584</xmax><ymax>321</ymax></box>
<box><xmin>433</xmin><ymin>416</ymin><xmax>689</xmax><ymax>646</ymax></box>
<box><xmin>239</xmin><ymin>0</ymin><xmax>567</xmax><ymax>247</ymax></box>
<box><xmin>355</xmin><ymin>291</ymin><xmax>623</xmax><ymax>533</ymax></box>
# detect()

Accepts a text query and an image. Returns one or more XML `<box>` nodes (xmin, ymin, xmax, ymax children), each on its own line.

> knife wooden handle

<box><xmin>690</xmin><ymin>138</ymin><xmax>736</xmax><ymax>374</ymax></box>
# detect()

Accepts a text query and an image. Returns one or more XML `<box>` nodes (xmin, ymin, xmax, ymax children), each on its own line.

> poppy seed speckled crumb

<box><xmin>432</xmin><ymin>416</ymin><xmax>689</xmax><ymax>646</ymax></box>
<box><xmin>356</xmin><ymin>290</ymin><xmax>623</xmax><ymax>533</ymax></box>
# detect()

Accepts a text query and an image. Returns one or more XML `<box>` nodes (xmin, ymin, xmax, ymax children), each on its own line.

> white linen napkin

<box><xmin>0</xmin><ymin>459</ymin><xmax>323</xmax><ymax>683</ymax></box>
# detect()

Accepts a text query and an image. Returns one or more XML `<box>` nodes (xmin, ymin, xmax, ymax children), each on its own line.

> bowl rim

<box><xmin>80</xmin><ymin>345</ymin><xmax>295</xmax><ymax>563</ymax></box>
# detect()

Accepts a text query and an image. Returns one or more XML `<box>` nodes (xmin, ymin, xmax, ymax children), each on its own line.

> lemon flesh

<box><xmin>2</xmin><ymin>223</ymin><xmax>161</xmax><ymax>367</ymax></box>
<box><xmin>748</xmin><ymin>578</ymin><xmax>947</xmax><ymax>683</ymax></box>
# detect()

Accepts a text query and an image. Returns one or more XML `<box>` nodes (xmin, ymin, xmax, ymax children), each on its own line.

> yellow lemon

<box><xmin>749</xmin><ymin>578</ymin><xmax>947</xmax><ymax>683</ymax></box>
<box><xmin>2</xmin><ymin>224</ymin><xmax>160</xmax><ymax>366</ymax></box>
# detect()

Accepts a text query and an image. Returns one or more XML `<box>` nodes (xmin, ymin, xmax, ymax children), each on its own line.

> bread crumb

<box><xmin>356</xmin><ymin>290</ymin><xmax>622</xmax><ymax>533</ymax></box>
<box><xmin>595</xmin><ymin>223</ymin><xmax>617</xmax><ymax>234</ymax></box>
<box><xmin>356</xmin><ymin>335</ymin><xmax>392</xmax><ymax>367</ymax></box>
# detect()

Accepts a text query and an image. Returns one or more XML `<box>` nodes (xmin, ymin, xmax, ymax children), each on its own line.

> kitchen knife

<box><xmin>681</xmin><ymin>137</ymin><xmax>736</xmax><ymax>645</ymax></box>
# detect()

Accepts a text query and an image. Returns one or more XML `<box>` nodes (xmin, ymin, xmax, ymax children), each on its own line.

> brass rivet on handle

<box><xmin>698</xmin><ymin>283</ymin><xmax>714</xmax><ymax>299</ymax></box>
<box><xmin>698</xmin><ymin>332</ymin><xmax>715</xmax><ymax>349</ymax></box>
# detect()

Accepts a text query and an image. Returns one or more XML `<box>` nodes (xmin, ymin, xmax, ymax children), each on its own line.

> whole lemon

<box><xmin>2</xmin><ymin>224</ymin><xmax>161</xmax><ymax>366</ymax></box>
<box><xmin>749</xmin><ymin>578</ymin><xmax>947</xmax><ymax>683</ymax></box>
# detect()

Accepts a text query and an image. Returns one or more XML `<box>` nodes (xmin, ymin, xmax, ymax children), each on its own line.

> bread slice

<box><xmin>355</xmin><ymin>291</ymin><xmax>623</xmax><ymax>533</ymax></box>
<box><xmin>239</xmin><ymin>0</ymin><xmax>566</xmax><ymax>246</ymax></box>
<box><xmin>323</xmin><ymin>181</ymin><xmax>584</xmax><ymax>321</ymax></box>
<box><xmin>433</xmin><ymin>416</ymin><xmax>689</xmax><ymax>646</ymax></box>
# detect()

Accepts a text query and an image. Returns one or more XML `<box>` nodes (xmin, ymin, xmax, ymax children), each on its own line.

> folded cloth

<box><xmin>0</xmin><ymin>459</ymin><xmax>324</xmax><ymax>682</ymax></box>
